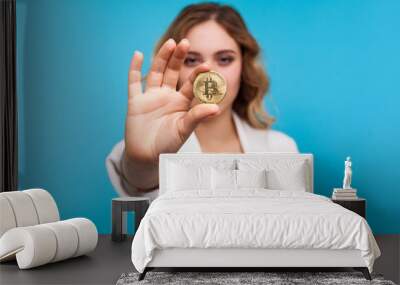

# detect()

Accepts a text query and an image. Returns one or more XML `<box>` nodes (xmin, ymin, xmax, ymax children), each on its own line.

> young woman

<box><xmin>106</xmin><ymin>3</ymin><xmax>299</xmax><ymax>201</ymax></box>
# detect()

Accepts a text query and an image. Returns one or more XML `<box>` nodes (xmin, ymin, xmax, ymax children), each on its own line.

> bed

<box><xmin>131</xmin><ymin>153</ymin><xmax>381</xmax><ymax>281</ymax></box>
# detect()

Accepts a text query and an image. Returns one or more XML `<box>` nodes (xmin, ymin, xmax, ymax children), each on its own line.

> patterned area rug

<box><xmin>116</xmin><ymin>271</ymin><xmax>396</xmax><ymax>285</ymax></box>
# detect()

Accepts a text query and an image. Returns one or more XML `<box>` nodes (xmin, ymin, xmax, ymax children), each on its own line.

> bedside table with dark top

<box><xmin>331</xmin><ymin>197</ymin><xmax>366</xmax><ymax>218</ymax></box>
<box><xmin>112</xmin><ymin>197</ymin><xmax>150</xmax><ymax>242</ymax></box>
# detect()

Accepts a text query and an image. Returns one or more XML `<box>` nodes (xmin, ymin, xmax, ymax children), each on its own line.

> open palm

<box><xmin>125</xmin><ymin>38</ymin><xmax>220</xmax><ymax>164</ymax></box>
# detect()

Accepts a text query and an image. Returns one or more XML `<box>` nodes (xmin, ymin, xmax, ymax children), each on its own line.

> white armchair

<box><xmin>0</xmin><ymin>189</ymin><xmax>98</xmax><ymax>269</ymax></box>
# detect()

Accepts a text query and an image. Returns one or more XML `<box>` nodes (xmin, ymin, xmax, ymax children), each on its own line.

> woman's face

<box><xmin>178</xmin><ymin>20</ymin><xmax>242</xmax><ymax>113</ymax></box>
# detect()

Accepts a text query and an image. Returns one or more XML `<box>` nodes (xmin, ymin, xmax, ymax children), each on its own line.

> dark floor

<box><xmin>0</xmin><ymin>234</ymin><xmax>399</xmax><ymax>285</ymax></box>
<box><xmin>374</xmin><ymin>235</ymin><xmax>400</xmax><ymax>284</ymax></box>
<box><xmin>0</xmin><ymin>235</ymin><xmax>134</xmax><ymax>285</ymax></box>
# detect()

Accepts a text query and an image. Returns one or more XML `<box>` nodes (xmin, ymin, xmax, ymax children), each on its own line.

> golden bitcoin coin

<box><xmin>193</xmin><ymin>71</ymin><xmax>227</xmax><ymax>104</ymax></box>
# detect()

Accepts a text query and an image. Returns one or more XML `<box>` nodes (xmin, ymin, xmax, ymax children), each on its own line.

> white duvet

<box><xmin>131</xmin><ymin>189</ymin><xmax>381</xmax><ymax>273</ymax></box>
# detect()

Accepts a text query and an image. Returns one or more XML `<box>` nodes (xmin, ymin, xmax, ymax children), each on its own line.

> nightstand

<box><xmin>331</xmin><ymin>198</ymin><xmax>366</xmax><ymax>218</ymax></box>
<box><xmin>111</xmin><ymin>197</ymin><xmax>150</xmax><ymax>242</ymax></box>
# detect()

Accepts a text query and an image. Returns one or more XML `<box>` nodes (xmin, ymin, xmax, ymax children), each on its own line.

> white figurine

<box><xmin>342</xmin><ymin>156</ymin><xmax>352</xmax><ymax>189</ymax></box>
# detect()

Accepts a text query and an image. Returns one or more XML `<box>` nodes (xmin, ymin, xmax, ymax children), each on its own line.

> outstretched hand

<box><xmin>124</xmin><ymin>38</ymin><xmax>220</xmax><ymax>164</ymax></box>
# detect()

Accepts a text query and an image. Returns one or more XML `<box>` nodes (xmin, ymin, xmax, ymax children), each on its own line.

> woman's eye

<box><xmin>218</xmin><ymin>56</ymin><xmax>234</xmax><ymax>65</ymax></box>
<box><xmin>184</xmin><ymin>57</ymin><xmax>200</xmax><ymax>67</ymax></box>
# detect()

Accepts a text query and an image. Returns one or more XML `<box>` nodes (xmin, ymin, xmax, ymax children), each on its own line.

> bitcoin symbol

<box><xmin>193</xmin><ymin>71</ymin><xmax>227</xmax><ymax>104</ymax></box>
<box><xmin>204</xmin><ymin>77</ymin><xmax>218</xmax><ymax>100</ymax></box>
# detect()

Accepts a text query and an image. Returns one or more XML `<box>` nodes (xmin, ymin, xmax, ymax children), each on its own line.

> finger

<box><xmin>177</xmin><ymin>103</ymin><xmax>220</xmax><ymax>140</ymax></box>
<box><xmin>161</xmin><ymin>38</ymin><xmax>190</xmax><ymax>89</ymax></box>
<box><xmin>179</xmin><ymin>63</ymin><xmax>210</xmax><ymax>100</ymax></box>
<box><xmin>145</xmin><ymin>38</ymin><xmax>176</xmax><ymax>91</ymax></box>
<box><xmin>128</xmin><ymin>51</ymin><xmax>144</xmax><ymax>97</ymax></box>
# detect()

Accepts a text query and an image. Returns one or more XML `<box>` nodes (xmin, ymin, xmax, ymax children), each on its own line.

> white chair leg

<box><xmin>0</xmin><ymin>226</ymin><xmax>57</xmax><ymax>269</ymax></box>
<box><xmin>41</xmin><ymin>221</ymin><xmax>79</xmax><ymax>262</ymax></box>
<box><xmin>63</xmin><ymin>218</ymin><xmax>98</xmax><ymax>257</ymax></box>
<box><xmin>0</xmin><ymin>218</ymin><xmax>98</xmax><ymax>269</ymax></box>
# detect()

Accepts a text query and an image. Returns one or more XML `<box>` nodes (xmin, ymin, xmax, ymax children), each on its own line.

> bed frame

<box><xmin>138</xmin><ymin>153</ymin><xmax>371</xmax><ymax>281</ymax></box>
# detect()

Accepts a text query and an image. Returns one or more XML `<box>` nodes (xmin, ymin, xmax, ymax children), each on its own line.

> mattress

<box><xmin>131</xmin><ymin>189</ymin><xmax>381</xmax><ymax>273</ymax></box>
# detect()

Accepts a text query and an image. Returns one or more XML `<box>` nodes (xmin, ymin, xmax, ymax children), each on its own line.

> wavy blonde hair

<box><xmin>153</xmin><ymin>2</ymin><xmax>275</xmax><ymax>129</ymax></box>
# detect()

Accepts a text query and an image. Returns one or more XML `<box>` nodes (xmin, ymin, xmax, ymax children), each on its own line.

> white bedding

<box><xmin>131</xmin><ymin>189</ymin><xmax>381</xmax><ymax>273</ymax></box>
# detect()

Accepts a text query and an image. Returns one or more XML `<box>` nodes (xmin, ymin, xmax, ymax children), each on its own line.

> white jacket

<box><xmin>105</xmin><ymin>111</ymin><xmax>299</xmax><ymax>201</ymax></box>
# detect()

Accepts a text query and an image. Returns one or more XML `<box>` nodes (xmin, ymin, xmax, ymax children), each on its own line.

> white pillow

<box><xmin>211</xmin><ymin>168</ymin><xmax>237</xmax><ymax>190</ymax></box>
<box><xmin>237</xmin><ymin>159</ymin><xmax>309</xmax><ymax>191</ymax></box>
<box><xmin>236</xmin><ymin>169</ymin><xmax>268</xmax><ymax>189</ymax></box>
<box><xmin>266</xmin><ymin>167</ymin><xmax>307</xmax><ymax>191</ymax></box>
<box><xmin>167</xmin><ymin>162</ymin><xmax>212</xmax><ymax>192</ymax></box>
<box><xmin>211</xmin><ymin>168</ymin><xmax>268</xmax><ymax>190</ymax></box>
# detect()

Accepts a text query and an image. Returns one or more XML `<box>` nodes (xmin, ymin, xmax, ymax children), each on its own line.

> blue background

<box><xmin>16</xmin><ymin>0</ymin><xmax>400</xmax><ymax>234</ymax></box>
